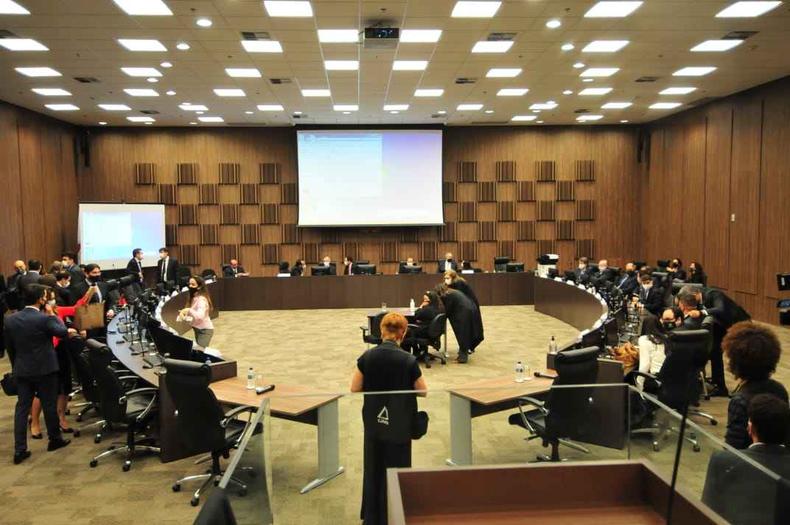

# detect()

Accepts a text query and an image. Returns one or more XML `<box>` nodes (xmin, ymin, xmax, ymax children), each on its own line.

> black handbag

<box><xmin>1</xmin><ymin>372</ymin><xmax>18</xmax><ymax>396</ymax></box>
<box><xmin>411</xmin><ymin>410</ymin><xmax>429</xmax><ymax>440</ymax></box>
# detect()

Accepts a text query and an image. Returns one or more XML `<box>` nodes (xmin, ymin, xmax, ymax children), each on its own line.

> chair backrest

<box><xmin>425</xmin><ymin>313</ymin><xmax>447</xmax><ymax>340</ymax></box>
<box><xmin>67</xmin><ymin>339</ymin><xmax>99</xmax><ymax>403</ymax></box>
<box><xmin>494</xmin><ymin>256</ymin><xmax>510</xmax><ymax>272</ymax></box>
<box><xmin>369</xmin><ymin>312</ymin><xmax>386</xmax><ymax>339</ymax></box>
<box><xmin>657</xmin><ymin>329</ymin><xmax>711</xmax><ymax>409</ymax></box>
<box><xmin>86</xmin><ymin>339</ymin><xmax>128</xmax><ymax>423</ymax></box>
<box><xmin>201</xmin><ymin>268</ymin><xmax>217</xmax><ymax>279</ymax></box>
<box><xmin>545</xmin><ymin>347</ymin><xmax>600</xmax><ymax>440</ymax></box>
<box><xmin>164</xmin><ymin>358</ymin><xmax>227</xmax><ymax>453</ymax></box>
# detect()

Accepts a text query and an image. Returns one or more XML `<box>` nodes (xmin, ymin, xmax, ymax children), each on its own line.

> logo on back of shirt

<box><xmin>377</xmin><ymin>406</ymin><xmax>389</xmax><ymax>425</ymax></box>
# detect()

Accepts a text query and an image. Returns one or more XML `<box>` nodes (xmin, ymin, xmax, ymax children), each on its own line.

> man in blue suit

<box><xmin>5</xmin><ymin>284</ymin><xmax>75</xmax><ymax>464</ymax></box>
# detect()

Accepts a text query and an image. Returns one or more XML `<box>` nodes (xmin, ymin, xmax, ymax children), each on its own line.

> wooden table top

<box><xmin>449</xmin><ymin>374</ymin><xmax>555</xmax><ymax>405</ymax></box>
<box><xmin>209</xmin><ymin>376</ymin><xmax>341</xmax><ymax>417</ymax></box>
<box><xmin>366</xmin><ymin>307</ymin><xmax>415</xmax><ymax>318</ymax></box>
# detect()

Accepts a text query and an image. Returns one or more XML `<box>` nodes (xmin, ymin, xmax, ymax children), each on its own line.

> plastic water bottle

<box><xmin>246</xmin><ymin>367</ymin><xmax>255</xmax><ymax>390</ymax></box>
<box><xmin>515</xmin><ymin>361</ymin><xmax>525</xmax><ymax>383</ymax></box>
<box><xmin>548</xmin><ymin>336</ymin><xmax>558</xmax><ymax>354</ymax></box>
<box><xmin>409</xmin><ymin>298</ymin><xmax>415</xmax><ymax>313</ymax></box>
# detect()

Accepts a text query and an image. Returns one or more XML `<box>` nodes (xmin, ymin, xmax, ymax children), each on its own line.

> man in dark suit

<box><xmin>222</xmin><ymin>258</ymin><xmax>249</xmax><ymax>278</ymax></box>
<box><xmin>319</xmin><ymin>256</ymin><xmax>337</xmax><ymax>275</ymax></box>
<box><xmin>17</xmin><ymin>259</ymin><xmax>42</xmax><ymax>293</ymax></box>
<box><xmin>637</xmin><ymin>271</ymin><xmax>664</xmax><ymax>317</ymax></box>
<box><xmin>573</xmin><ymin>257</ymin><xmax>595</xmax><ymax>284</ymax></box>
<box><xmin>5</xmin><ymin>284</ymin><xmax>74</xmax><ymax>463</ymax></box>
<box><xmin>53</xmin><ymin>271</ymin><xmax>74</xmax><ymax>306</ymax></box>
<box><xmin>60</xmin><ymin>252</ymin><xmax>84</xmax><ymax>287</ymax></box>
<box><xmin>156</xmin><ymin>247</ymin><xmax>179</xmax><ymax>287</ymax></box>
<box><xmin>703</xmin><ymin>394</ymin><xmax>790</xmax><ymax>524</ymax></box>
<box><xmin>676</xmin><ymin>290</ymin><xmax>704</xmax><ymax>330</ymax></box>
<box><xmin>614</xmin><ymin>262</ymin><xmax>639</xmax><ymax>297</ymax></box>
<box><xmin>666</xmin><ymin>258</ymin><xmax>687</xmax><ymax>281</ymax></box>
<box><xmin>70</xmin><ymin>264</ymin><xmax>118</xmax><ymax>322</ymax></box>
<box><xmin>591</xmin><ymin>259</ymin><xmax>617</xmax><ymax>287</ymax></box>
<box><xmin>342</xmin><ymin>256</ymin><xmax>355</xmax><ymax>275</ymax></box>
<box><xmin>125</xmin><ymin>248</ymin><xmax>145</xmax><ymax>298</ymax></box>
<box><xmin>437</xmin><ymin>252</ymin><xmax>458</xmax><ymax>274</ymax></box>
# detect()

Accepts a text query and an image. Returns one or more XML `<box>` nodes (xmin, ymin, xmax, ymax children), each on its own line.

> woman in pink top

<box><xmin>180</xmin><ymin>276</ymin><xmax>214</xmax><ymax>347</ymax></box>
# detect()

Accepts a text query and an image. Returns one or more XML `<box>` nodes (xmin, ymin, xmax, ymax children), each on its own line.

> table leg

<box><xmin>447</xmin><ymin>394</ymin><xmax>472</xmax><ymax>466</ymax></box>
<box><xmin>300</xmin><ymin>400</ymin><xmax>345</xmax><ymax>494</ymax></box>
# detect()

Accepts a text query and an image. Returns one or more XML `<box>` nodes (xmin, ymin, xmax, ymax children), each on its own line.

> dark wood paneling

<box><xmin>495</xmin><ymin>160</ymin><xmax>516</xmax><ymax>182</ymax></box>
<box><xmin>200</xmin><ymin>183</ymin><xmax>219</xmax><ymax>205</ymax></box>
<box><xmin>176</xmin><ymin>163</ymin><xmax>198</xmax><ymax>185</ymax></box>
<box><xmin>703</xmin><ymin>104</ymin><xmax>733</xmax><ymax>290</ymax></box>
<box><xmin>259</xmin><ymin>162</ymin><xmax>281</xmax><ymax>184</ymax></box>
<box><xmin>575</xmin><ymin>160</ymin><xmax>595</xmax><ymax>182</ymax></box>
<box><xmin>535</xmin><ymin>161</ymin><xmax>556</xmax><ymax>182</ymax></box>
<box><xmin>219</xmin><ymin>162</ymin><xmax>240</xmax><ymax>184</ymax></box>
<box><xmin>135</xmin><ymin>163</ymin><xmax>156</xmax><ymax>185</ymax></box>
<box><xmin>458</xmin><ymin>161</ymin><xmax>477</xmax><ymax>182</ymax></box>
<box><xmin>517</xmin><ymin>181</ymin><xmax>536</xmax><ymax>202</ymax></box>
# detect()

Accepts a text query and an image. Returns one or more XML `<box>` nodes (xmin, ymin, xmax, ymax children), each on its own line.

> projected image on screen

<box><xmin>297</xmin><ymin>130</ymin><xmax>444</xmax><ymax>226</ymax></box>
<box><xmin>78</xmin><ymin>203</ymin><xmax>166</xmax><ymax>270</ymax></box>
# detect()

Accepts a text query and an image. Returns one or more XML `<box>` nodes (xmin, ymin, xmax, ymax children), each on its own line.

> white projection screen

<box><xmin>78</xmin><ymin>203</ymin><xmax>166</xmax><ymax>270</ymax></box>
<box><xmin>297</xmin><ymin>129</ymin><xmax>444</xmax><ymax>227</ymax></box>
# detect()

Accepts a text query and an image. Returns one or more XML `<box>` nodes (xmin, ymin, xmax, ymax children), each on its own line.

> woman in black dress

<box><xmin>444</xmin><ymin>270</ymin><xmax>485</xmax><ymax>353</ymax></box>
<box><xmin>435</xmin><ymin>283</ymin><xmax>483</xmax><ymax>363</ymax></box>
<box><xmin>351</xmin><ymin>313</ymin><xmax>427</xmax><ymax>525</ymax></box>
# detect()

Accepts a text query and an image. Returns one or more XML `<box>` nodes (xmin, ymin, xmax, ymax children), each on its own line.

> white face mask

<box><xmin>323</xmin><ymin>261</ymin><xmax>330</xmax><ymax>266</ymax></box>
<box><xmin>598</xmin><ymin>266</ymin><xmax>606</xmax><ymax>272</ymax></box>
<box><xmin>579</xmin><ymin>263</ymin><xmax>586</xmax><ymax>269</ymax></box>
<box><xmin>643</xmin><ymin>283</ymin><xmax>652</xmax><ymax>290</ymax></box>
<box><xmin>444</xmin><ymin>278</ymin><xmax>452</xmax><ymax>285</ymax></box>
<box><xmin>47</xmin><ymin>299</ymin><xmax>57</xmax><ymax>307</ymax></box>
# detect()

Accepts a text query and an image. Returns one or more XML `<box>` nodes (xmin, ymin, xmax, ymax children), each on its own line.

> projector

<box><xmin>363</xmin><ymin>27</ymin><xmax>399</xmax><ymax>49</ymax></box>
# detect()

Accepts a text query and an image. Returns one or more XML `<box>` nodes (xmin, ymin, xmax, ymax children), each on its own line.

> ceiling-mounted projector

<box><xmin>363</xmin><ymin>27</ymin><xmax>399</xmax><ymax>49</ymax></box>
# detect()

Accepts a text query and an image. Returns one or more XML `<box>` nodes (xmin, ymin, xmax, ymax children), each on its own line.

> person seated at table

<box><xmin>688</xmin><ymin>261</ymin><xmax>707</xmax><ymax>286</ymax></box>
<box><xmin>636</xmin><ymin>270</ymin><xmax>664</xmax><ymax>317</ymax></box>
<box><xmin>290</xmin><ymin>259</ymin><xmax>307</xmax><ymax>276</ymax></box>
<box><xmin>402</xmin><ymin>291</ymin><xmax>443</xmax><ymax>356</ymax></box>
<box><xmin>321</xmin><ymin>256</ymin><xmax>337</xmax><ymax>275</ymax></box>
<box><xmin>437</xmin><ymin>252</ymin><xmax>457</xmax><ymax>273</ymax></box>
<box><xmin>223</xmin><ymin>259</ymin><xmax>249</xmax><ymax>278</ymax></box>
<box><xmin>435</xmin><ymin>284</ymin><xmax>483</xmax><ymax>363</ymax></box>
<box><xmin>666</xmin><ymin>258</ymin><xmax>687</xmax><ymax>281</ymax></box>
<box><xmin>343</xmin><ymin>256</ymin><xmax>355</xmax><ymax>275</ymax></box>
<box><xmin>636</xmin><ymin>309</ymin><xmax>679</xmax><ymax>391</ymax></box>
<box><xmin>276</xmin><ymin>261</ymin><xmax>291</xmax><ymax>277</ymax></box>
<box><xmin>398</xmin><ymin>257</ymin><xmax>419</xmax><ymax>274</ymax></box>
<box><xmin>460</xmin><ymin>260</ymin><xmax>476</xmax><ymax>274</ymax></box>
<box><xmin>615</xmin><ymin>261</ymin><xmax>639</xmax><ymax>297</ymax></box>
<box><xmin>591</xmin><ymin>259</ymin><xmax>617</xmax><ymax>287</ymax></box>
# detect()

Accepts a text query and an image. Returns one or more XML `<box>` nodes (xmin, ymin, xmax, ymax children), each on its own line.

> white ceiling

<box><xmin>0</xmin><ymin>0</ymin><xmax>788</xmax><ymax>127</ymax></box>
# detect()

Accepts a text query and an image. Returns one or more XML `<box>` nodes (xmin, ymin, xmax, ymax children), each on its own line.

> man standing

<box><xmin>17</xmin><ymin>259</ymin><xmax>42</xmax><ymax>293</ymax></box>
<box><xmin>156</xmin><ymin>247</ymin><xmax>179</xmax><ymax>287</ymax></box>
<box><xmin>5</xmin><ymin>284</ymin><xmax>74</xmax><ymax>464</ymax></box>
<box><xmin>126</xmin><ymin>248</ymin><xmax>145</xmax><ymax>297</ymax></box>
<box><xmin>222</xmin><ymin>258</ymin><xmax>249</xmax><ymax>278</ymax></box>
<box><xmin>60</xmin><ymin>252</ymin><xmax>84</xmax><ymax>287</ymax></box>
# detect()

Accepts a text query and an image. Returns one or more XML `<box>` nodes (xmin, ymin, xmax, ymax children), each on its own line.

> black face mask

<box><xmin>662</xmin><ymin>321</ymin><xmax>676</xmax><ymax>331</ymax></box>
<box><xmin>627</xmin><ymin>270</ymin><xmax>636</xmax><ymax>276</ymax></box>
<box><xmin>188</xmin><ymin>286</ymin><xmax>198</xmax><ymax>294</ymax></box>
<box><xmin>90</xmin><ymin>275</ymin><xmax>102</xmax><ymax>283</ymax></box>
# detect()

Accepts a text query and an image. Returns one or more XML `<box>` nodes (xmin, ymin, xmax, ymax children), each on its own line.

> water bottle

<box><xmin>548</xmin><ymin>336</ymin><xmax>558</xmax><ymax>354</ymax></box>
<box><xmin>246</xmin><ymin>367</ymin><xmax>255</xmax><ymax>390</ymax></box>
<box><xmin>409</xmin><ymin>298</ymin><xmax>415</xmax><ymax>312</ymax></box>
<box><xmin>515</xmin><ymin>361</ymin><xmax>525</xmax><ymax>383</ymax></box>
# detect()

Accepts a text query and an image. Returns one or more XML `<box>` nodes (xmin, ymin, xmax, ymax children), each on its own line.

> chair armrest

<box><xmin>359</xmin><ymin>326</ymin><xmax>369</xmax><ymax>334</ymax></box>
<box><xmin>135</xmin><ymin>392</ymin><xmax>158</xmax><ymax>422</ymax></box>
<box><xmin>117</xmin><ymin>375</ymin><xmax>138</xmax><ymax>382</ymax></box>
<box><xmin>407</xmin><ymin>324</ymin><xmax>419</xmax><ymax>330</ymax></box>
<box><xmin>221</xmin><ymin>406</ymin><xmax>258</xmax><ymax>428</ymax></box>
<box><xmin>516</xmin><ymin>396</ymin><xmax>546</xmax><ymax>409</ymax></box>
<box><xmin>514</xmin><ymin>396</ymin><xmax>547</xmax><ymax>434</ymax></box>
<box><xmin>121</xmin><ymin>387</ymin><xmax>159</xmax><ymax>400</ymax></box>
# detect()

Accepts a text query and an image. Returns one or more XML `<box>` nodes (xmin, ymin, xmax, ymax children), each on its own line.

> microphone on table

<box><xmin>534</xmin><ymin>371</ymin><xmax>557</xmax><ymax>380</ymax></box>
<box><xmin>255</xmin><ymin>384</ymin><xmax>275</xmax><ymax>395</ymax></box>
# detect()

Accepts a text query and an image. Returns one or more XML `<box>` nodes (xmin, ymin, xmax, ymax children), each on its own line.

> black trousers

<box><xmin>14</xmin><ymin>372</ymin><xmax>61</xmax><ymax>453</ymax></box>
<box><xmin>709</xmin><ymin>324</ymin><xmax>727</xmax><ymax>390</ymax></box>
<box><xmin>361</xmin><ymin>436</ymin><xmax>411</xmax><ymax>525</ymax></box>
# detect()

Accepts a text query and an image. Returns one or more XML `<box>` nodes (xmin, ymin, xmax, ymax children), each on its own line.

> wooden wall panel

<box><xmin>703</xmin><ymin>104</ymin><xmax>733</xmax><ymax>289</ymax></box>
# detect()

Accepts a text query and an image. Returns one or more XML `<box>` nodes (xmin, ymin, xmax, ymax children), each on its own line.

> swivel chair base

<box><xmin>89</xmin><ymin>435</ymin><xmax>160</xmax><ymax>471</ymax></box>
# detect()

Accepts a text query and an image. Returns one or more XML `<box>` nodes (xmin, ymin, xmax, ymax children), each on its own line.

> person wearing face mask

<box><xmin>666</xmin><ymin>258</ymin><xmax>687</xmax><ymax>282</ymax></box>
<box><xmin>53</xmin><ymin>271</ymin><xmax>74</xmax><ymax>306</ymax></box>
<box><xmin>70</xmin><ymin>264</ymin><xmax>117</xmax><ymax>333</ymax></box>
<box><xmin>636</xmin><ymin>308</ymin><xmax>680</xmax><ymax>391</ymax></box>
<box><xmin>434</xmin><ymin>283</ymin><xmax>483</xmax><ymax>363</ymax></box>
<box><xmin>156</xmin><ymin>247</ymin><xmax>180</xmax><ymax>288</ymax></box>
<box><xmin>444</xmin><ymin>270</ymin><xmax>484</xmax><ymax>350</ymax></box>
<box><xmin>437</xmin><ymin>252</ymin><xmax>458</xmax><ymax>274</ymax></box>
<box><xmin>591</xmin><ymin>259</ymin><xmax>617</xmax><ymax>287</ymax></box>
<box><xmin>676</xmin><ymin>290</ymin><xmax>704</xmax><ymax>330</ymax></box>
<box><xmin>178</xmin><ymin>276</ymin><xmax>214</xmax><ymax>348</ymax></box>
<box><xmin>319</xmin><ymin>256</ymin><xmax>337</xmax><ymax>275</ymax></box>
<box><xmin>5</xmin><ymin>284</ymin><xmax>76</xmax><ymax>464</ymax></box>
<box><xmin>637</xmin><ymin>270</ymin><xmax>664</xmax><ymax>317</ymax></box>
<box><xmin>60</xmin><ymin>252</ymin><xmax>84</xmax><ymax>287</ymax></box>
<box><xmin>616</xmin><ymin>262</ymin><xmax>639</xmax><ymax>297</ymax></box>
<box><xmin>573</xmin><ymin>257</ymin><xmax>594</xmax><ymax>285</ymax></box>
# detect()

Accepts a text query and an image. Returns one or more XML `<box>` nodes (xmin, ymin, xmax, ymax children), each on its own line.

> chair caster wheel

<box><xmin>76</xmin><ymin>415</ymin><xmax>83</xmax><ymax>422</ymax></box>
<box><xmin>122</xmin><ymin>462</ymin><xmax>131</xmax><ymax>472</ymax></box>
<box><xmin>652</xmin><ymin>443</ymin><xmax>660</xmax><ymax>452</ymax></box>
<box><xmin>693</xmin><ymin>444</ymin><xmax>701</xmax><ymax>452</ymax></box>
<box><xmin>65</xmin><ymin>409</ymin><xmax>71</xmax><ymax>415</ymax></box>
<box><xmin>94</xmin><ymin>436</ymin><xmax>102</xmax><ymax>444</ymax></box>
<box><xmin>73</xmin><ymin>430</ymin><xmax>81</xmax><ymax>437</ymax></box>
<box><xmin>172</xmin><ymin>484</ymin><xmax>181</xmax><ymax>492</ymax></box>
<box><xmin>90</xmin><ymin>460</ymin><xmax>98</xmax><ymax>468</ymax></box>
<box><xmin>239</xmin><ymin>488</ymin><xmax>247</xmax><ymax>497</ymax></box>
<box><xmin>711</xmin><ymin>420</ymin><xmax>718</xmax><ymax>426</ymax></box>
<box><xmin>190</xmin><ymin>497</ymin><xmax>200</xmax><ymax>507</ymax></box>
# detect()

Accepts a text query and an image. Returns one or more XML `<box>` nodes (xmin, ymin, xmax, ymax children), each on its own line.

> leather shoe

<box><xmin>47</xmin><ymin>438</ymin><xmax>71</xmax><ymax>452</ymax></box>
<box><xmin>59</xmin><ymin>426</ymin><xmax>74</xmax><ymax>434</ymax></box>
<box><xmin>456</xmin><ymin>352</ymin><xmax>469</xmax><ymax>364</ymax></box>
<box><xmin>13</xmin><ymin>451</ymin><xmax>31</xmax><ymax>465</ymax></box>
<box><xmin>709</xmin><ymin>386</ymin><xmax>729</xmax><ymax>398</ymax></box>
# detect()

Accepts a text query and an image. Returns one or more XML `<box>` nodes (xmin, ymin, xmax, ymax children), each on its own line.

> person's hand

<box><xmin>689</xmin><ymin>309</ymin><xmax>701</xmax><ymax>318</ymax></box>
<box><xmin>44</xmin><ymin>302</ymin><xmax>56</xmax><ymax>315</ymax></box>
<box><xmin>67</xmin><ymin>328</ymin><xmax>78</xmax><ymax>338</ymax></box>
<box><xmin>106</xmin><ymin>309</ymin><xmax>115</xmax><ymax>319</ymax></box>
<box><xmin>83</xmin><ymin>286</ymin><xmax>96</xmax><ymax>302</ymax></box>
<box><xmin>179</xmin><ymin>308</ymin><xmax>190</xmax><ymax>316</ymax></box>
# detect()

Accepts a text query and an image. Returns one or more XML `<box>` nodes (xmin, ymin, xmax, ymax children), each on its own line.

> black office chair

<box><xmin>165</xmin><ymin>359</ymin><xmax>256</xmax><ymax>507</ymax></box>
<box><xmin>408</xmin><ymin>313</ymin><xmax>448</xmax><ymax>368</ymax></box>
<box><xmin>201</xmin><ymin>269</ymin><xmax>217</xmax><ymax>280</ymax></box>
<box><xmin>177</xmin><ymin>266</ymin><xmax>192</xmax><ymax>288</ymax></box>
<box><xmin>632</xmin><ymin>329</ymin><xmax>713</xmax><ymax>451</ymax></box>
<box><xmin>360</xmin><ymin>312</ymin><xmax>385</xmax><ymax>348</ymax></box>
<box><xmin>508</xmin><ymin>347</ymin><xmax>599</xmax><ymax>461</ymax></box>
<box><xmin>356</xmin><ymin>259</ymin><xmax>370</xmax><ymax>265</ymax></box>
<box><xmin>494</xmin><ymin>256</ymin><xmax>510</xmax><ymax>273</ymax></box>
<box><xmin>67</xmin><ymin>341</ymin><xmax>105</xmax><ymax>439</ymax></box>
<box><xmin>86</xmin><ymin>339</ymin><xmax>160</xmax><ymax>471</ymax></box>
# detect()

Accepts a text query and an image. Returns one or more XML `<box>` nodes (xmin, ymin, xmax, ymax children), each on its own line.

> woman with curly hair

<box><xmin>723</xmin><ymin>321</ymin><xmax>788</xmax><ymax>448</ymax></box>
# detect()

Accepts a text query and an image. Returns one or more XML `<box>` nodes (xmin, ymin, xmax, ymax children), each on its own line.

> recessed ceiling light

<box><xmin>537</xmin><ymin>120</ymin><xmax>544</xmax><ymax>124</ymax></box>
<box><xmin>545</xmin><ymin>19</ymin><xmax>562</xmax><ymax>29</ymax></box>
<box><xmin>264</xmin><ymin>1</ymin><xmax>313</xmax><ymax>17</ymax></box>
<box><xmin>112</xmin><ymin>0</ymin><xmax>172</xmax><ymax>16</ymax></box>
<box><xmin>497</xmin><ymin>88</ymin><xmax>528</xmax><ymax>96</ymax></box>
<box><xmin>341</xmin><ymin>111</ymin><xmax>350</xmax><ymax>115</ymax></box>
<box><xmin>147</xmin><ymin>77</ymin><xmax>158</xmax><ymax>83</ymax></box>
<box><xmin>511</xmin><ymin>115</ymin><xmax>537</xmax><ymax>122</ymax></box>
<box><xmin>530</xmin><ymin>102</ymin><xmax>558</xmax><ymax>110</ymax></box>
<box><xmin>241</xmin><ymin>40</ymin><xmax>283</xmax><ymax>53</ymax></box>
<box><xmin>472</xmin><ymin>41</ymin><xmax>513</xmax><ymax>53</ymax></box>
<box><xmin>317</xmin><ymin>29</ymin><xmax>358</xmax><ymax>43</ymax></box>
<box><xmin>301</xmin><ymin>89</ymin><xmax>331</xmax><ymax>97</ymax></box>
<box><xmin>257</xmin><ymin>104</ymin><xmax>284</xmax><ymax>111</ymax></box>
<box><xmin>333</xmin><ymin>104</ymin><xmax>358</xmax><ymax>111</ymax></box>
<box><xmin>144</xmin><ymin>122</ymin><xmax>153</xmax><ymax>125</ymax></box>
<box><xmin>176</xmin><ymin>42</ymin><xmax>190</xmax><ymax>51</ymax></box>
<box><xmin>98</xmin><ymin>103</ymin><xmax>131</xmax><ymax>111</ymax></box>
<box><xmin>121</xmin><ymin>67</ymin><xmax>161</xmax><ymax>77</ymax></box>
<box><xmin>573</xmin><ymin>62</ymin><xmax>586</xmax><ymax>69</ymax></box>
<box><xmin>660</xmin><ymin>87</ymin><xmax>697</xmax><ymax>95</ymax></box>
<box><xmin>561</xmin><ymin>43</ymin><xmax>575</xmax><ymax>51</ymax></box>
<box><xmin>393</xmin><ymin>60</ymin><xmax>428</xmax><ymax>71</ymax></box>
<box><xmin>15</xmin><ymin>67</ymin><xmax>61</xmax><ymax>77</ymax></box>
<box><xmin>486</xmin><ymin>68</ymin><xmax>521</xmax><ymax>78</ymax></box>
<box><xmin>673</xmin><ymin>66</ymin><xmax>716</xmax><ymax>76</ymax></box>
<box><xmin>196</xmin><ymin>17</ymin><xmax>212</xmax><ymax>28</ymax></box>
<box><xmin>99</xmin><ymin>121</ymin><xmax>107</xmax><ymax>126</ymax></box>
<box><xmin>383</xmin><ymin>104</ymin><xmax>409</xmax><ymax>111</ymax></box>
<box><xmin>127</xmin><ymin>116</ymin><xmax>156</xmax><ymax>123</ymax></box>
<box><xmin>650</xmin><ymin>102</ymin><xmax>682</xmax><ymax>109</ymax></box>
<box><xmin>166</xmin><ymin>90</ymin><xmax>176</xmax><ymax>96</ymax></box>
<box><xmin>584</xmin><ymin>1</ymin><xmax>643</xmax><ymax>18</ymax></box>
<box><xmin>484</xmin><ymin>110</ymin><xmax>494</xmax><ymax>114</ymax></box>
<box><xmin>198</xmin><ymin>116</ymin><xmax>225</xmax><ymax>123</ymax></box>
<box><xmin>583</xmin><ymin>40</ymin><xmax>629</xmax><ymax>53</ymax></box>
<box><xmin>579</xmin><ymin>87</ymin><xmax>613</xmax><ymax>95</ymax></box>
<box><xmin>324</xmin><ymin>60</ymin><xmax>359</xmax><ymax>71</ymax></box>
<box><xmin>245</xmin><ymin>110</ymin><xmax>254</xmax><ymax>114</ymax></box>
<box><xmin>214</xmin><ymin>88</ymin><xmax>246</xmax><ymax>97</ymax></box>
<box><xmin>293</xmin><ymin>111</ymin><xmax>302</xmax><ymax>115</ymax></box>
<box><xmin>196</xmin><ymin>111</ymin><xmax>204</xmax><ymax>115</ymax></box>
<box><xmin>716</xmin><ymin>1</ymin><xmax>781</xmax><ymax>17</ymax></box>
<box><xmin>562</xmin><ymin>90</ymin><xmax>573</xmax><ymax>95</ymax></box>
<box><xmin>160</xmin><ymin>61</ymin><xmax>172</xmax><ymax>68</ymax></box>
<box><xmin>226</xmin><ymin>67</ymin><xmax>262</xmax><ymax>78</ymax></box>
<box><xmin>437</xmin><ymin>110</ymin><xmax>447</xmax><ymax>115</ymax></box>
<box><xmin>620</xmin><ymin>119</ymin><xmax>629</xmax><ymax>123</ymax></box>
<box><xmin>190</xmin><ymin>121</ymin><xmax>197</xmax><ymax>125</ymax></box>
<box><xmin>389</xmin><ymin>111</ymin><xmax>399</xmax><ymax>114</ymax></box>
<box><xmin>457</xmin><ymin>103</ymin><xmax>483</xmax><ymax>110</ymax></box>
<box><xmin>45</xmin><ymin>104</ymin><xmax>79</xmax><ymax>111</ymax></box>
<box><xmin>400</xmin><ymin>29</ymin><xmax>443</xmax><ymax>43</ymax></box>
<box><xmin>117</xmin><ymin>39</ymin><xmax>167</xmax><ymax>52</ymax></box>
<box><xmin>691</xmin><ymin>39</ymin><xmax>743</xmax><ymax>52</ymax></box>
<box><xmin>0</xmin><ymin>38</ymin><xmax>48</xmax><ymax>51</ymax></box>
<box><xmin>451</xmin><ymin>1</ymin><xmax>501</xmax><ymax>18</ymax></box>
<box><xmin>0</xmin><ymin>0</ymin><xmax>30</xmax><ymax>14</ymax></box>
<box><xmin>415</xmin><ymin>89</ymin><xmax>444</xmax><ymax>97</ymax></box>
<box><xmin>532</xmin><ymin>110</ymin><xmax>541</xmax><ymax>113</ymax></box>
<box><xmin>602</xmin><ymin>101</ymin><xmax>632</xmax><ymax>109</ymax></box>
<box><xmin>577</xmin><ymin>114</ymin><xmax>603</xmax><ymax>121</ymax></box>
<box><xmin>31</xmin><ymin>88</ymin><xmax>71</xmax><ymax>96</ymax></box>
<box><xmin>583</xmin><ymin>78</ymin><xmax>595</xmax><ymax>82</ymax></box>
<box><xmin>179</xmin><ymin>104</ymin><xmax>208</xmax><ymax>111</ymax></box>
<box><xmin>581</xmin><ymin>67</ymin><xmax>619</xmax><ymax>77</ymax></box>
<box><xmin>124</xmin><ymin>88</ymin><xmax>159</xmax><ymax>97</ymax></box>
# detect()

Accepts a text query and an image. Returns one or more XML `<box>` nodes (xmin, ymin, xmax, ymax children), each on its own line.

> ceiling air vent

<box><xmin>140</xmin><ymin>110</ymin><xmax>159</xmax><ymax>115</ymax></box>
<box><xmin>486</xmin><ymin>32</ymin><xmax>516</xmax><ymax>41</ymax></box>
<box><xmin>74</xmin><ymin>77</ymin><xmax>100</xmax><ymax>83</ymax></box>
<box><xmin>241</xmin><ymin>31</ymin><xmax>272</xmax><ymax>40</ymax></box>
<box><xmin>269</xmin><ymin>78</ymin><xmax>292</xmax><ymax>84</ymax></box>
<box><xmin>0</xmin><ymin>29</ymin><xmax>18</xmax><ymax>38</ymax></box>
<box><xmin>292</xmin><ymin>113</ymin><xmax>307</xmax><ymax>119</ymax></box>
<box><xmin>574</xmin><ymin>108</ymin><xmax>590</xmax><ymax>114</ymax></box>
<box><xmin>431</xmin><ymin>113</ymin><xmax>447</xmax><ymax>118</ymax></box>
<box><xmin>635</xmin><ymin>76</ymin><xmax>659</xmax><ymax>83</ymax></box>
<box><xmin>455</xmin><ymin>77</ymin><xmax>477</xmax><ymax>85</ymax></box>
<box><xmin>723</xmin><ymin>31</ymin><xmax>757</xmax><ymax>40</ymax></box>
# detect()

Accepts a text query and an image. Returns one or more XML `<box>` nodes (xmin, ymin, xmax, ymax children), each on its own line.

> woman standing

<box><xmin>179</xmin><ymin>275</ymin><xmax>214</xmax><ymax>348</ymax></box>
<box><xmin>351</xmin><ymin>313</ymin><xmax>427</xmax><ymax>525</ymax></box>
<box><xmin>444</xmin><ymin>270</ymin><xmax>484</xmax><ymax>345</ymax></box>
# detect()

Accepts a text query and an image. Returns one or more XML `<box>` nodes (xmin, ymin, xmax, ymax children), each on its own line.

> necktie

<box><xmin>95</xmin><ymin>285</ymin><xmax>102</xmax><ymax>303</ymax></box>
<box><xmin>162</xmin><ymin>259</ymin><xmax>168</xmax><ymax>282</ymax></box>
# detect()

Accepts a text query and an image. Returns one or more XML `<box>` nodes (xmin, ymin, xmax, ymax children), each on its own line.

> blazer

<box><xmin>616</xmin><ymin>273</ymin><xmax>639</xmax><ymax>297</ymax></box>
<box><xmin>126</xmin><ymin>258</ymin><xmax>143</xmax><ymax>281</ymax></box>
<box><xmin>592</xmin><ymin>268</ymin><xmax>617</xmax><ymax>286</ymax></box>
<box><xmin>156</xmin><ymin>257</ymin><xmax>180</xmax><ymax>284</ymax></box>
<box><xmin>702</xmin><ymin>444</ymin><xmax>790</xmax><ymax>524</ymax></box>
<box><xmin>54</xmin><ymin>284</ymin><xmax>74</xmax><ymax>306</ymax></box>
<box><xmin>4</xmin><ymin>307</ymin><xmax>68</xmax><ymax>377</ymax></box>
<box><xmin>342</xmin><ymin>263</ymin><xmax>354</xmax><ymax>275</ymax></box>
<box><xmin>222</xmin><ymin>265</ymin><xmax>246</xmax><ymax>278</ymax></box>
<box><xmin>638</xmin><ymin>285</ymin><xmax>665</xmax><ymax>316</ymax></box>
<box><xmin>70</xmin><ymin>280</ymin><xmax>117</xmax><ymax>313</ymax></box>
<box><xmin>17</xmin><ymin>270</ymin><xmax>41</xmax><ymax>293</ymax></box>
<box><xmin>701</xmin><ymin>288</ymin><xmax>750</xmax><ymax>328</ymax></box>
<box><xmin>680</xmin><ymin>313</ymin><xmax>704</xmax><ymax>330</ymax></box>
<box><xmin>573</xmin><ymin>266</ymin><xmax>595</xmax><ymax>284</ymax></box>
<box><xmin>437</xmin><ymin>260</ymin><xmax>458</xmax><ymax>273</ymax></box>
<box><xmin>65</xmin><ymin>264</ymin><xmax>85</xmax><ymax>286</ymax></box>
<box><xmin>726</xmin><ymin>379</ymin><xmax>789</xmax><ymax>449</ymax></box>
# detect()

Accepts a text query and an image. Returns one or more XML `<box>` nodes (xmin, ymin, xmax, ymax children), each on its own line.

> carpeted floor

<box><xmin>1</xmin><ymin>306</ymin><xmax>788</xmax><ymax>524</ymax></box>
